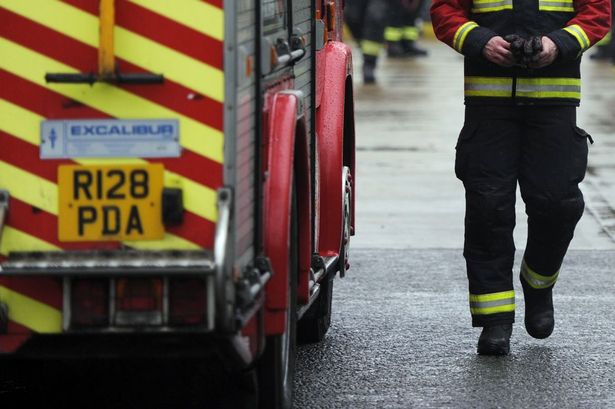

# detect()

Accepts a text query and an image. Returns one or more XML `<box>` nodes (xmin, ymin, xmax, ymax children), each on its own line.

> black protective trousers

<box><xmin>387</xmin><ymin>0</ymin><xmax>426</xmax><ymax>39</ymax></box>
<box><xmin>456</xmin><ymin>105</ymin><xmax>590</xmax><ymax>327</ymax></box>
<box><xmin>345</xmin><ymin>0</ymin><xmax>389</xmax><ymax>57</ymax></box>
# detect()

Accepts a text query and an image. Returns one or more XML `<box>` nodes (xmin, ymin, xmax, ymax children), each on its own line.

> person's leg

<box><xmin>344</xmin><ymin>0</ymin><xmax>367</xmax><ymax>42</ymax></box>
<box><xmin>456</xmin><ymin>106</ymin><xmax>522</xmax><ymax>352</ymax></box>
<box><xmin>384</xmin><ymin>0</ymin><xmax>406</xmax><ymax>58</ymax></box>
<box><xmin>401</xmin><ymin>0</ymin><xmax>428</xmax><ymax>56</ymax></box>
<box><xmin>519</xmin><ymin>106</ymin><xmax>588</xmax><ymax>338</ymax></box>
<box><xmin>359</xmin><ymin>0</ymin><xmax>389</xmax><ymax>83</ymax></box>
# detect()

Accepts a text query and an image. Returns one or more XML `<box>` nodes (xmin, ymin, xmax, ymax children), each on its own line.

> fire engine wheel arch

<box><xmin>318</xmin><ymin>41</ymin><xmax>355</xmax><ymax>260</ymax></box>
<box><xmin>258</xmin><ymin>184</ymin><xmax>298</xmax><ymax>409</ymax></box>
<box><xmin>263</xmin><ymin>92</ymin><xmax>309</xmax><ymax>332</ymax></box>
<box><xmin>263</xmin><ymin>41</ymin><xmax>354</xmax><ymax>336</ymax></box>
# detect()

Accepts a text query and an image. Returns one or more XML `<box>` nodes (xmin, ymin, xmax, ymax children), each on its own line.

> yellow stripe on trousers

<box><xmin>0</xmin><ymin>99</ymin><xmax>218</xmax><ymax>224</ymax></box>
<box><xmin>0</xmin><ymin>285</ymin><xmax>62</xmax><ymax>333</ymax></box>
<box><xmin>127</xmin><ymin>0</ymin><xmax>224</xmax><ymax>41</ymax></box>
<box><xmin>0</xmin><ymin>38</ymin><xmax>223</xmax><ymax>165</ymax></box>
<box><xmin>0</xmin><ymin>161</ymin><xmax>201</xmax><ymax>250</ymax></box>
<box><xmin>0</xmin><ymin>0</ymin><xmax>224</xmax><ymax>103</ymax></box>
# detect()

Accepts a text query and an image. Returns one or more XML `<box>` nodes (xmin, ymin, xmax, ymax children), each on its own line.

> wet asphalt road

<box><xmin>294</xmin><ymin>249</ymin><xmax>615</xmax><ymax>408</ymax></box>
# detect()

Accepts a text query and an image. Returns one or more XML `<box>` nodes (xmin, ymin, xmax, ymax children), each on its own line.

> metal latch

<box><xmin>45</xmin><ymin>0</ymin><xmax>163</xmax><ymax>85</ymax></box>
<box><xmin>0</xmin><ymin>190</ymin><xmax>9</xmax><ymax>249</ymax></box>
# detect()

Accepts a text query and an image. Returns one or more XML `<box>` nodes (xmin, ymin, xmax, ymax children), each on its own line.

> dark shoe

<box><xmin>387</xmin><ymin>41</ymin><xmax>408</xmax><ymax>58</ymax></box>
<box><xmin>522</xmin><ymin>278</ymin><xmax>555</xmax><ymax>339</ymax></box>
<box><xmin>403</xmin><ymin>41</ymin><xmax>428</xmax><ymax>57</ymax></box>
<box><xmin>477</xmin><ymin>324</ymin><xmax>512</xmax><ymax>355</ymax></box>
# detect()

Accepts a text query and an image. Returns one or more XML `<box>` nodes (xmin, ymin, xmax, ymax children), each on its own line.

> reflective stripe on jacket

<box><xmin>430</xmin><ymin>0</ymin><xmax>611</xmax><ymax>105</ymax></box>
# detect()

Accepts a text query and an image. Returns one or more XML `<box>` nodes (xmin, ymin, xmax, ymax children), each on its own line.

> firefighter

<box><xmin>385</xmin><ymin>0</ymin><xmax>429</xmax><ymax>57</ymax></box>
<box><xmin>345</xmin><ymin>0</ymin><xmax>389</xmax><ymax>83</ymax></box>
<box><xmin>431</xmin><ymin>0</ymin><xmax>611</xmax><ymax>355</ymax></box>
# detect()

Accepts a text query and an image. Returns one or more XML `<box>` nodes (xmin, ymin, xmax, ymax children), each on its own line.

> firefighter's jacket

<box><xmin>431</xmin><ymin>0</ymin><xmax>611</xmax><ymax>105</ymax></box>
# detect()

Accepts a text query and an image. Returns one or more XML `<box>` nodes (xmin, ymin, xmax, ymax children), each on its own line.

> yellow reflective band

<box><xmin>469</xmin><ymin>291</ymin><xmax>515</xmax><ymax>315</ymax></box>
<box><xmin>361</xmin><ymin>40</ymin><xmax>382</xmax><ymax>56</ymax></box>
<box><xmin>469</xmin><ymin>290</ymin><xmax>515</xmax><ymax>303</ymax></box>
<box><xmin>1</xmin><ymin>226</ymin><xmax>61</xmax><ymax>256</ymax></box>
<box><xmin>539</xmin><ymin>0</ymin><xmax>574</xmax><ymax>12</ymax></box>
<box><xmin>517</xmin><ymin>78</ymin><xmax>580</xmax><ymax>86</ymax></box>
<box><xmin>540</xmin><ymin>6</ymin><xmax>575</xmax><ymax>11</ymax></box>
<box><xmin>1</xmin><ymin>0</ymin><xmax>224</xmax><ymax>104</ymax></box>
<box><xmin>384</xmin><ymin>27</ymin><xmax>404</xmax><ymax>42</ymax></box>
<box><xmin>516</xmin><ymin>77</ymin><xmax>581</xmax><ymax>99</ymax></box>
<box><xmin>0</xmin><ymin>103</ymin><xmax>218</xmax><ymax>224</ymax></box>
<box><xmin>0</xmin><ymin>286</ymin><xmax>62</xmax><ymax>333</ymax></box>
<box><xmin>521</xmin><ymin>260</ymin><xmax>559</xmax><ymax>289</ymax></box>
<box><xmin>403</xmin><ymin>26</ymin><xmax>420</xmax><ymax>41</ymax></box>
<box><xmin>0</xmin><ymin>38</ymin><xmax>223</xmax><ymax>165</ymax></box>
<box><xmin>464</xmin><ymin>76</ymin><xmax>513</xmax><ymax>97</ymax></box>
<box><xmin>564</xmin><ymin>24</ymin><xmax>590</xmax><ymax>50</ymax></box>
<box><xmin>453</xmin><ymin>21</ymin><xmax>479</xmax><ymax>53</ymax></box>
<box><xmin>127</xmin><ymin>0</ymin><xmax>224</xmax><ymax>41</ymax></box>
<box><xmin>0</xmin><ymin>161</ymin><xmax>201</xmax><ymax>251</ymax></box>
<box><xmin>471</xmin><ymin>0</ymin><xmax>513</xmax><ymax>13</ymax></box>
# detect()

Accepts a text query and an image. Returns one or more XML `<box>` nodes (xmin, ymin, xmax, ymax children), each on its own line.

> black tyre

<box><xmin>298</xmin><ymin>166</ymin><xmax>350</xmax><ymax>344</ymax></box>
<box><xmin>258</xmin><ymin>187</ymin><xmax>298</xmax><ymax>409</ymax></box>
<box><xmin>297</xmin><ymin>273</ymin><xmax>333</xmax><ymax>344</ymax></box>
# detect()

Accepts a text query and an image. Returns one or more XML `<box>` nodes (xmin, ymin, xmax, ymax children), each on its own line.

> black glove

<box><xmin>504</xmin><ymin>34</ymin><xmax>543</xmax><ymax>67</ymax></box>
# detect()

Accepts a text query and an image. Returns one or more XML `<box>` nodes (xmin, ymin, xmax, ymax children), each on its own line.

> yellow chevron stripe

<box><xmin>130</xmin><ymin>233</ymin><xmax>201</xmax><ymax>250</ymax></box>
<box><xmin>1</xmin><ymin>226</ymin><xmax>61</xmax><ymax>256</ymax></box>
<box><xmin>124</xmin><ymin>233</ymin><xmax>202</xmax><ymax>250</ymax></box>
<box><xmin>0</xmin><ymin>0</ymin><xmax>224</xmax><ymax>103</ymax></box>
<box><xmin>0</xmin><ymin>161</ymin><xmax>202</xmax><ymax>250</ymax></box>
<box><xmin>0</xmin><ymin>38</ymin><xmax>223</xmax><ymax>165</ymax></box>
<box><xmin>127</xmin><ymin>0</ymin><xmax>224</xmax><ymax>42</ymax></box>
<box><xmin>0</xmin><ymin>99</ymin><xmax>39</xmax><ymax>146</ymax></box>
<box><xmin>0</xmin><ymin>102</ymin><xmax>218</xmax><ymax>223</ymax></box>
<box><xmin>0</xmin><ymin>160</ymin><xmax>58</xmax><ymax>215</ymax></box>
<box><xmin>0</xmin><ymin>285</ymin><xmax>62</xmax><ymax>333</ymax></box>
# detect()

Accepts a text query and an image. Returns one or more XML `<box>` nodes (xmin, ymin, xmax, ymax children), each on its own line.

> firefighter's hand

<box><xmin>528</xmin><ymin>36</ymin><xmax>559</xmax><ymax>68</ymax></box>
<box><xmin>483</xmin><ymin>36</ymin><xmax>515</xmax><ymax>67</ymax></box>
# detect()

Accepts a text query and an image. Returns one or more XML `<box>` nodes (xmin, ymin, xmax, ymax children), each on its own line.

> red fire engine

<box><xmin>0</xmin><ymin>0</ymin><xmax>354</xmax><ymax>406</ymax></box>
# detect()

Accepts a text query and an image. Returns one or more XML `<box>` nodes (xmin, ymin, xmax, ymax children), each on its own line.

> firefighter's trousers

<box><xmin>345</xmin><ymin>0</ymin><xmax>389</xmax><ymax>58</ymax></box>
<box><xmin>385</xmin><ymin>0</ymin><xmax>426</xmax><ymax>43</ymax></box>
<box><xmin>456</xmin><ymin>105</ymin><xmax>590</xmax><ymax>327</ymax></box>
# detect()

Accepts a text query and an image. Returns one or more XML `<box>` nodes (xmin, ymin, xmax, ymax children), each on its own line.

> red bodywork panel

<box><xmin>316</xmin><ymin>41</ymin><xmax>353</xmax><ymax>258</ymax></box>
<box><xmin>262</xmin><ymin>90</ymin><xmax>301</xmax><ymax>335</ymax></box>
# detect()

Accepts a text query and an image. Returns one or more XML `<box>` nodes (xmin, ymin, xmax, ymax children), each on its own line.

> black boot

<box><xmin>362</xmin><ymin>56</ymin><xmax>377</xmax><ymax>84</ymax></box>
<box><xmin>477</xmin><ymin>324</ymin><xmax>512</xmax><ymax>355</ymax></box>
<box><xmin>403</xmin><ymin>40</ymin><xmax>428</xmax><ymax>57</ymax></box>
<box><xmin>387</xmin><ymin>41</ymin><xmax>408</xmax><ymax>58</ymax></box>
<box><xmin>521</xmin><ymin>277</ymin><xmax>555</xmax><ymax>339</ymax></box>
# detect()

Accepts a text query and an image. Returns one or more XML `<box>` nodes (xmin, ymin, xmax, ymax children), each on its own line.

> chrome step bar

<box><xmin>0</xmin><ymin>250</ymin><xmax>215</xmax><ymax>276</ymax></box>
